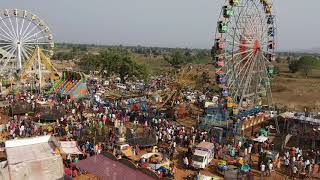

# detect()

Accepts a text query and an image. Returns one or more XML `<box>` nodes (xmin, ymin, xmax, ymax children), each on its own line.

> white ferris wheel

<box><xmin>0</xmin><ymin>9</ymin><xmax>54</xmax><ymax>76</ymax></box>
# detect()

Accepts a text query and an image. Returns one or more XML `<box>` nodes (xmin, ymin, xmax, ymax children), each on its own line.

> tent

<box><xmin>253</xmin><ymin>136</ymin><xmax>268</xmax><ymax>143</ymax></box>
<box><xmin>5</xmin><ymin>135</ymin><xmax>64</xmax><ymax>180</ymax></box>
<box><xmin>59</xmin><ymin>141</ymin><xmax>83</xmax><ymax>155</ymax></box>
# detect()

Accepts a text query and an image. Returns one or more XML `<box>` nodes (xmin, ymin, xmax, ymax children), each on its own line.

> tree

<box><xmin>77</xmin><ymin>54</ymin><xmax>100</xmax><ymax>73</ymax></box>
<box><xmin>288</xmin><ymin>60</ymin><xmax>299</xmax><ymax>73</ymax></box>
<box><xmin>164</xmin><ymin>50</ymin><xmax>186</xmax><ymax>68</ymax></box>
<box><xmin>298</xmin><ymin>56</ymin><xmax>318</xmax><ymax>78</ymax></box>
<box><xmin>164</xmin><ymin>49</ymin><xmax>195</xmax><ymax>69</ymax></box>
<box><xmin>78</xmin><ymin>48</ymin><xmax>150</xmax><ymax>83</ymax></box>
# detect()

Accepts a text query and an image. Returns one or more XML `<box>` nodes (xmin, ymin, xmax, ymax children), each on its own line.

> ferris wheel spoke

<box><xmin>238</xmin><ymin>56</ymin><xmax>258</xmax><ymax>104</ymax></box>
<box><xmin>226</xmin><ymin>51</ymin><xmax>254</xmax><ymax>77</ymax></box>
<box><xmin>260</xmin><ymin>27</ymin><xmax>270</xmax><ymax>44</ymax></box>
<box><xmin>0</xmin><ymin>44</ymin><xmax>13</xmax><ymax>51</ymax></box>
<box><xmin>6</xmin><ymin>11</ymin><xmax>18</xmax><ymax>39</ymax></box>
<box><xmin>0</xmin><ymin>48</ymin><xmax>12</xmax><ymax>64</ymax></box>
<box><xmin>0</xmin><ymin>19</ymin><xmax>16</xmax><ymax>40</ymax></box>
<box><xmin>225</xmin><ymin>49</ymin><xmax>253</xmax><ymax>61</ymax></box>
<box><xmin>19</xmin><ymin>15</ymin><xmax>26</xmax><ymax>37</ymax></box>
<box><xmin>226</xmin><ymin>51</ymin><xmax>254</xmax><ymax>87</ymax></box>
<box><xmin>23</xmin><ymin>45</ymin><xmax>36</xmax><ymax>57</ymax></box>
<box><xmin>24</xmin><ymin>42</ymin><xmax>51</xmax><ymax>45</ymax></box>
<box><xmin>24</xmin><ymin>35</ymin><xmax>49</xmax><ymax>43</ymax></box>
<box><xmin>244</xmin><ymin>3</ymin><xmax>262</xmax><ymax>42</ymax></box>
<box><xmin>244</xmin><ymin>15</ymin><xmax>258</xmax><ymax>42</ymax></box>
<box><xmin>24</xmin><ymin>44</ymin><xmax>37</xmax><ymax>49</ymax></box>
<box><xmin>21</xmin><ymin>46</ymin><xmax>31</xmax><ymax>60</ymax></box>
<box><xmin>0</xmin><ymin>46</ymin><xmax>17</xmax><ymax>72</ymax></box>
<box><xmin>21</xmin><ymin>24</ymin><xmax>39</xmax><ymax>42</ymax></box>
<box><xmin>23</xmin><ymin>44</ymin><xmax>35</xmax><ymax>52</ymax></box>
<box><xmin>225</xmin><ymin>31</ymin><xmax>241</xmax><ymax>44</ymax></box>
<box><xmin>15</xmin><ymin>16</ymin><xmax>19</xmax><ymax>39</ymax></box>
<box><xmin>0</xmin><ymin>33</ymin><xmax>12</xmax><ymax>42</ymax></box>
<box><xmin>23</xmin><ymin>28</ymin><xmax>48</xmax><ymax>42</ymax></box>
<box><xmin>0</xmin><ymin>25</ymin><xmax>14</xmax><ymax>42</ymax></box>
<box><xmin>233</xmin><ymin>50</ymin><xmax>255</xmax><ymax>68</ymax></box>
<box><xmin>234</xmin><ymin>53</ymin><xmax>255</xmax><ymax>91</ymax></box>
<box><xmin>259</xmin><ymin>57</ymin><xmax>269</xmax><ymax>82</ymax></box>
<box><xmin>21</xmin><ymin>20</ymin><xmax>32</xmax><ymax>39</ymax></box>
<box><xmin>227</xmin><ymin>51</ymin><xmax>254</xmax><ymax>88</ymax></box>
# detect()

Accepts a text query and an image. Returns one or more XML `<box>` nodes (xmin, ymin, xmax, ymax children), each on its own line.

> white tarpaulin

<box><xmin>253</xmin><ymin>136</ymin><xmax>268</xmax><ymax>143</ymax></box>
<box><xmin>60</xmin><ymin>141</ymin><xmax>83</xmax><ymax>155</ymax></box>
<box><xmin>5</xmin><ymin>135</ymin><xmax>64</xmax><ymax>180</ymax></box>
<box><xmin>280</xmin><ymin>112</ymin><xmax>295</xmax><ymax>118</ymax></box>
<box><xmin>205</xmin><ymin>102</ymin><xmax>216</xmax><ymax>108</ymax></box>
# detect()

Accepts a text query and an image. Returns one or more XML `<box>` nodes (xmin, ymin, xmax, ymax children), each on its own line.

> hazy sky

<box><xmin>1</xmin><ymin>0</ymin><xmax>319</xmax><ymax>51</ymax></box>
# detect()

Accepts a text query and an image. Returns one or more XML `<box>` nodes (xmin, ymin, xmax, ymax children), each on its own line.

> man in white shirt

<box><xmin>292</xmin><ymin>166</ymin><xmax>298</xmax><ymax>178</ymax></box>
<box><xmin>268</xmin><ymin>162</ymin><xmax>273</xmax><ymax>176</ymax></box>
<box><xmin>261</xmin><ymin>163</ymin><xmax>266</xmax><ymax>177</ymax></box>
<box><xmin>248</xmin><ymin>144</ymin><xmax>252</xmax><ymax>154</ymax></box>
<box><xmin>183</xmin><ymin>156</ymin><xmax>189</xmax><ymax>170</ymax></box>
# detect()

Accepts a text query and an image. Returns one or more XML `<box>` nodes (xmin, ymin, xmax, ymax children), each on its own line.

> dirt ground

<box><xmin>272</xmin><ymin>63</ymin><xmax>320</xmax><ymax>111</ymax></box>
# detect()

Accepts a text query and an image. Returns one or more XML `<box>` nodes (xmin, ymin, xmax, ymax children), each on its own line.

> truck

<box><xmin>191</xmin><ymin>142</ymin><xmax>215</xmax><ymax>169</ymax></box>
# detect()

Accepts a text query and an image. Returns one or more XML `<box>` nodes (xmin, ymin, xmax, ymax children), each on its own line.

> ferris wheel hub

<box><xmin>253</xmin><ymin>40</ymin><xmax>261</xmax><ymax>56</ymax></box>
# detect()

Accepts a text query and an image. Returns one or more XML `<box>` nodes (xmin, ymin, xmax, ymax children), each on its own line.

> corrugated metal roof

<box><xmin>76</xmin><ymin>154</ymin><xmax>155</xmax><ymax>180</ymax></box>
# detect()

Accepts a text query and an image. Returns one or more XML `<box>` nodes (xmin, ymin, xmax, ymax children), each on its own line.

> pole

<box><xmin>37</xmin><ymin>46</ymin><xmax>42</xmax><ymax>94</ymax></box>
<box><xmin>17</xmin><ymin>43</ymin><xmax>22</xmax><ymax>70</ymax></box>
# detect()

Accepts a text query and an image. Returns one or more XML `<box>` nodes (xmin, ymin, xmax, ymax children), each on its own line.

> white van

<box><xmin>192</xmin><ymin>142</ymin><xmax>215</xmax><ymax>169</ymax></box>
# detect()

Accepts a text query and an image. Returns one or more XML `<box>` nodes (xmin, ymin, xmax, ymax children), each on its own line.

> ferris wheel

<box><xmin>0</xmin><ymin>9</ymin><xmax>54</xmax><ymax>75</ymax></box>
<box><xmin>212</xmin><ymin>0</ymin><xmax>276</xmax><ymax>114</ymax></box>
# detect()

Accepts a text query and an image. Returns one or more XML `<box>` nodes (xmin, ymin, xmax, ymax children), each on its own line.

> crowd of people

<box><xmin>0</xmin><ymin>75</ymin><xmax>320</xmax><ymax>179</ymax></box>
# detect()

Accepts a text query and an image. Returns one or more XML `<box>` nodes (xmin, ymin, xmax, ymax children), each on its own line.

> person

<box><xmin>268</xmin><ymin>161</ymin><xmax>273</xmax><ymax>176</ymax></box>
<box><xmin>292</xmin><ymin>165</ymin><xmax>298</xmax><ymax>178</ymax></box>
<box><xmin>183</xmin><ymin>156</ymin><xmax>189</xmax><ymax>170</ymax></box>
<box><xmin>260</xmin><ymin>163</ymin><xmax>266</xmax><ymax>177</ymax></box>
<box><xmin>171</xmin><ymin>163</ymin><xmax>176</xmax><ymax>177</ymax></box>
<box><xmin>284</xmin><ymin>158</ymin><xmax>289</xmax><ymax>169</ymax></box>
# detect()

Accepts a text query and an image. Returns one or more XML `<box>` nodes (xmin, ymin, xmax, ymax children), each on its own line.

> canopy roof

<box><xmin>59</xmin><ymin>141</ymin><xmax>83</xmax><ymax>155</ymax></box>
<box><xmin>253</xmin><ymin>136</ymin><xmax>268</xmax><ymax>143</ymax></box>
<box><xmin>76</xmin><ymin>154</ymin><xmax>154</xmax><ymax>180</ymax></box>
<box><xmin>5</xmin><ymin>135</ymin><xmax>64</xmax><ymax>180</ymax></box>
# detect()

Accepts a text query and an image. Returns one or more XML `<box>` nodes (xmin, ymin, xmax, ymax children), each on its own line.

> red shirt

<box><xmin>64</xmin><ymin>168</ymin><xmax>71</xmax><ymax>176</ymax></box>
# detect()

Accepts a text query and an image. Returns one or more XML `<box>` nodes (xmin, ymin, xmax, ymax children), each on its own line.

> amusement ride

<box><xmin>0</xmin><ymin>9</ymin><xmax>58</xmax><ymax>88</ymax></box>
<box><xmin>210</xmin><ymin>0</ymin><xmax>277</xmax><ymax>133</ymax></box>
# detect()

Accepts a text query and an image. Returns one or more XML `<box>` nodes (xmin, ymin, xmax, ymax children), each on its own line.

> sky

<box><xmin>1</xmin><ymin>0</ymin><xmax>320</xmax><ymax>51</ymax></box>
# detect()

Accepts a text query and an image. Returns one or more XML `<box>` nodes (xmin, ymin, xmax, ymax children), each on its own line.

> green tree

<box><xmin>298</xmin><ymin>56</ymin><xmax>318</xmax><ymax>78</ymax></box>
<box><xmin>164</xmin><ymin>50</ymin><xmax>187</xmax><ymax>68</ymax></box>
<box><xmin>288</xmin><ymin>60</ymin><xmax>299</xmax><ymax>73</ymax></box>
<box><xmin>78</xmin><ymin>48</ymin><xmax>149</xmax><ymax>83</ymax></box>
<box><xmin>77</xmin><ymin>54</ymin><xmax>100</xmax><ymax>73</ymax></box>
<box><xmin>164</xmin><ymin>49</ymin><xmax>195</xmax><ymax>69</ymax></box>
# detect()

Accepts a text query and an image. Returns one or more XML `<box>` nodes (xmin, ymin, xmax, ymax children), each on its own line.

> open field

<box><xmin>272</xmin><ymin>63</ymin><xmax>320</xmax><ymax>111</ymax></box>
